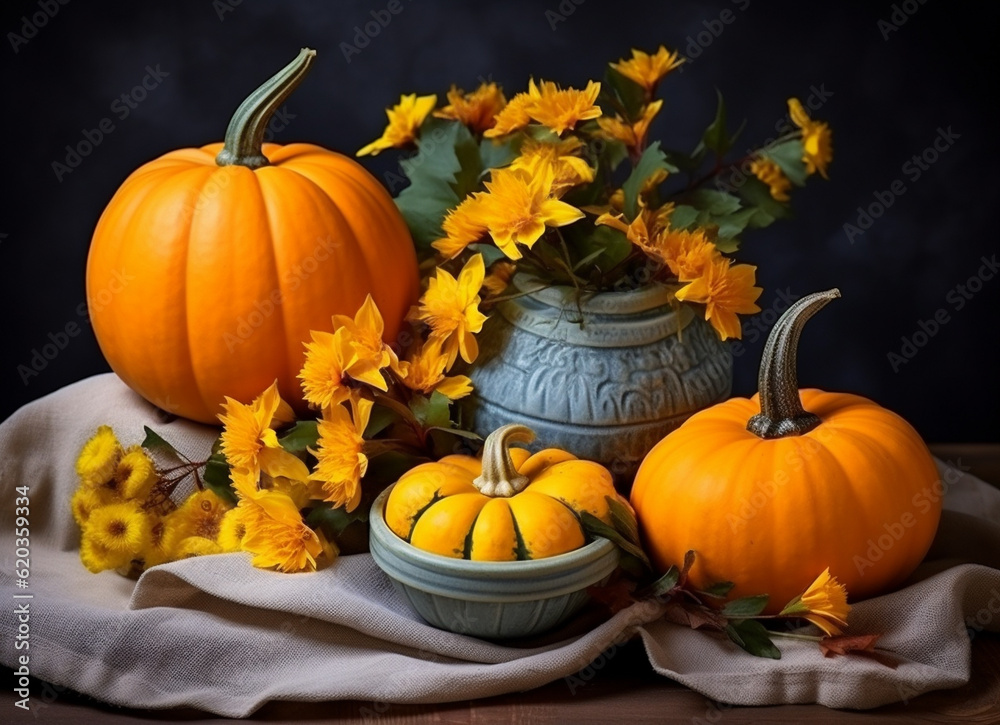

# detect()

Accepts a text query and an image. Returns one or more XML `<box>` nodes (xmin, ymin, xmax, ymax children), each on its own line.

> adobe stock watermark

<box><xmin>680</xmin><ymin>0</ymin><xmax>751</xmax><ymax>66</ymax></box>
<box><xmin>7</xmin><ymin>0</ymin><xmax>71</xmax><ymax>54</ymax></box>
<box><xmin>340</xmin><ymin>0</ymin><xmax>413</xmax><ymax>63</ymax></box>
<box><xmin>545</xmin><ymin>0</ymin><xmax>587</xmax><ymax>31</ymax></box>
<box><xmin>222</xmin><ymin>235</ymin><xmax>344</xmax><ymax>352</ymax></box>
<box><xmin>51</xmin><ymin>64</ymin><xmax>171</xmax><ymax>183</ymax></box>
<box><xmin>886</xmin><ymin>253</ymin><xmax>996</xmax><ymax>372</ymax></box>
<box><xmin>842</xmin><ymin>125</ymin><xmax>960</xmax><ymax>244</ymax></box>
<box><xmin>852</xmin><ymin>458</ymin><xmax>970</xmax><ymax>575</ymax></box>
<box><xmin>213</xmin><ymin>0</ymin><xmax>242</xmax><ymax>21</ymax></box>
<box><xmin>714</xmin><ymin>82</ymin><xmax>834</xmax><ymax>194</ymax></box>
<box><xmin>15</xmin><ymin>269</ymin><xmax>134</xmax><ymax>386</ymax></box>
<box><xmin>730</xmin><ymin>287</ymin><xmax>799</xmax><ymax>357</ymax></box>
<box><xmin>878</xmin><ymin>0</ymin><xmax>931</xmax><ymax>40</ymax></box>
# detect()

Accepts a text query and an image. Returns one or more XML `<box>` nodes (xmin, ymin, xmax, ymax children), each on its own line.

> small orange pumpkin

<box><xmin>631</xmin><ymin>289</ymin><xmax>941</xmax><ymax>610</ymax></box>
<box><xmin>385</xmin><ymin>425</ymin><xmax>630</xmax><ymax>560</ymax></box>
<box><xmin>86</xmin><ymin>49</ymin><xmax>419</xmax><ymax>423</ymax></box>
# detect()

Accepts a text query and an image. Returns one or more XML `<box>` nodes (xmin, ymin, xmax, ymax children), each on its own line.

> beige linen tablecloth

<box><xmin>1</xmin><ymin>374</ymin><xmax>998</xmax><ymax>717</ymax></box>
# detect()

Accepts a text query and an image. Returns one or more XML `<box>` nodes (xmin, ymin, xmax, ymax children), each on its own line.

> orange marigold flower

<box><xmin>750</xmin><ymin>158</ymin><xmax>792</xmax><ymax>202</ymax></box>
<box><xmin>357</xmin><ymin>93</ymin><xmax>437</xmax><ymax>156</ymax></box>
<box><xmin>483</xmin><ymin>91</ymin><xmax>534</xmax><ymax>138</ymax></box>
<box><xmin>434</xmin><ymin>82</ymin><xmax>507</xmax><ymax>133</ymax></box>
<box><xmin>509</xmin><ymin>137</ymin><xmax>595</xmax><ymax>196</ymax></box>
<box><xmin>779</xmin><ymin>568</ymin><xmax>851</xmax><ymax>636</ymax></box>
<box><xmin>610</xmin><ymin>46</ymin><xmax>685</xmax><ymax>91</ymax></box>
<box><xmin>431</xmin><ymin>196</ymin><xmax>489</xmax><ymax>260</ymax></box>
<box><xmin>658</xmin><ymin>227</ymin><xmax>719</xmax><ymax>281</ymax></box>
<box><xmin>788</xmin><ymin>98</ymin><xmax>833</xmax><ymax>179</ymax></box>
<box><xmin>675</xmin><ymin>257</ymin><xmax>762</xmax><ymax>341</ymax></box>
<box><xmin>415</xmin><ymin>253</ymin><xmax>489</xmax><ymax>367</ymax></box>
<box><xmin>526</xmin><ymin>78</ymin><xmax>602</xmax><ymax>135</ymax></box>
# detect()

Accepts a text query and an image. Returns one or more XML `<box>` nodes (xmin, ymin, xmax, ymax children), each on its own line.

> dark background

<box><xmin>1</xmin><ymin>0</ymin><xmax>997</xmax><ymax>441</ymax></box>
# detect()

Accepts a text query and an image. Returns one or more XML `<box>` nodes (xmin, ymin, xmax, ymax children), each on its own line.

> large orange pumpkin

<box><xmin>86</xmin><ymin>49</ymin><xmax>419</xmax><ymax>423</ymax></box>
<box><xmin>631</xmin><ymin>289</ymin><xmax>941</xmax><ymax>611</ymax></box>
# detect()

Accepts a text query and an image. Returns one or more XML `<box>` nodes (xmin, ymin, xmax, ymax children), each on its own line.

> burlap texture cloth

<box><xmin>1</xmin><ymin>374</ymin><xmax>998</xmax><ymax>717</ymax></box>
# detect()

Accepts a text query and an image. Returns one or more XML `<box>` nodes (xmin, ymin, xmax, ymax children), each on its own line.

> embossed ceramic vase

<box><xmin>463</xmin><ymin>277</ymin><xmax>733</xmax><ymax>486</ymax></box>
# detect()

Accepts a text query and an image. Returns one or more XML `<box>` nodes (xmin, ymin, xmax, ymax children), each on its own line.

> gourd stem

<box><xmin>746</xmin><ymin>289</ymin><xmax>841</xmax><ymax>439</ymax></box>
<box><xmin>472</xmin><ymin>424</ymin><xmax>536</xmax><ymax>498</ymax></box>
<box><xmin>215</xmin><ymin>48</ymin><xmax>316</xmax><ymax>169</ymax></box>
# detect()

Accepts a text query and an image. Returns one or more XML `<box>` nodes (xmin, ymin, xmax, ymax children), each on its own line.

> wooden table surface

<box><xmin>5</xmin><ymin>444</ymin><xmax>999</xmax><ymax>724</ymax></box>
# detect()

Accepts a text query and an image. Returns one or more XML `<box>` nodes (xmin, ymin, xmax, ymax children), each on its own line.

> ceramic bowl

<box><xmin>369</xmin><ymin>485</ymin><xmax>620</xmax><ymax>639</ymax></box>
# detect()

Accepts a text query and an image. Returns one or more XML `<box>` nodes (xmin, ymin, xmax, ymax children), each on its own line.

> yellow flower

<box><xmin>750</xmin><ymin>158</ymin><xmax>792</xmax><ymax>202</ymax></box>
<box><xmin>114</xmin><ymin>446</ymin><xmax>157</xmax><ymax>500</ymax></box>
<box><xmin>658</xmin><ymin>227</ymin><xmax>719</xmax><ymax>281</ymax></box>
<box><xmin>675</xmin><ymin>257</ymin><xmax>762</xmax><ymax>340</ymax></box>
<box><xmin>597</xmin><ymin>100</ymin><xmax>663</xmax><ymax>149</ymax></box>
<box><xmin>71</xmin><ymin>487</ymin><xmax>104</xmax><ymax>527</ymax></box>
<box><xmin>483</xmin><ymin>91</ymin><xmax>534</xmax><ymax>138</ymax></box>
<box><xmin>169</xmin><ymin>489</ymin><xmax>231</xmax><ymax>541</ymax></box>
<box><xmin>595</xmin><ymin>206</ymin><xmax>672</xmax><ymax>259</ymax></box>
<box><xmin>477</xmin><ymin>167</ymin><xmax>584</xmax><ymax>260</ymax></box>
<box><xmin>310</xmin><ymin>397</ymin><xmax>372</xmax><ymax>512</ymax></box>
<box><xmin>217</xmin><ymin>507</ymin><xmax>248</xmax><ymax>552</ymax></box>
<box><xmin>141</xmin><ymin>517</ymin><xmax>179</xmax><ymax>567</ymax></box>
<box><xmin>219</xmin><ymin>381</ymin><xmax>309</xmax><ymax>497</ymax></box>
<box><xmin>239</xmin><ymin>491</ymin><xmax>324</xmax><ymax>573</ymax></box>
<box><xmin>526</xmin><ymin>78</ymin><xmax>602</xmax><ymax>135</ymax></box>
<box><xmin>400</xmin><ymin>340</ymin><xmax>474</xmax><ymax>400</ymax></box>
<box><xmin>482</xmin><ymin>261</ymin><xmax>517</xmax><ymax>297</ymax></box>
<box><xmin>332</xmin><ymin>294</ymin><xmax>397</xmax><ymax>391</ymax></box>
<box><xmin>85</xmin><ymin>502</ymin><xmax>151</xmax><ymax>558</ymax></box>
<box><xmin>779</xmin><ymin>568</ymin><xmax>851</xmax><ymax>636</ymax></box>
<box><xmin>299</xmin><ymin>327</ymin><xmax>354</xmax><ymax>410</ymax></box>
<box><xmin>79</xmin><ymin>535</ymin><xmax>131</xmax><ymax>573</ymax></box>
<box><xmin>611</xmin><ymin>46</ymin><xmax>685</xmax><ymax>91</ymax></box>
<box><xmin>416</xmin><ymin>253</ymin><xmax>488</xmax><ymax>366</ymax></box>
<box><xmin>76</xmin><ymin>425</ymin><xmax>121</xmax><ymax>487</ymax></box>
<box><xmin>509</xmin><ymin>137</ymin><xmax>595</xmax><ymax>196</ymax></box>
<box><xmin>434</xmin><ymin>82</ymin><xmax>507</xmax><ymax>133</ymax></box>
<box><xmin>173</xmin><ymin>536</ymin><xmax>223</xmax><ymax>559</ymax></box>
<box><xmin>788</xmin><ymin>98</ymin><xmax>833</xmax><ymax>179</ymax></box>
<box><xmin>431</xmin><ymin>195</ymin><xmax>489</xmax><ymax>260</ymax></box>
<box><xmin>357</xmin><ymin>93</ymin><xmax>437</xmax><ymax>156</ymax></box>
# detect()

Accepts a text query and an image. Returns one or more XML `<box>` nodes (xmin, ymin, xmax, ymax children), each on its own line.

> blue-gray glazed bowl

<box><xmin>369</xmin><ymin>485</ymin><xmax>620</xmax><ymax>639</ymax></box>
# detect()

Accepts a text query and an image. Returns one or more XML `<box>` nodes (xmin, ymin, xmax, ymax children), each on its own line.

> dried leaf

<box><xmin>662</xmin><ymin>602</ymin><xmax>728</xmax><ymax>631</ymax></box>
<box><xmin>819</xmin><ymin>633</ymin><xmax>899</xmax><ymax>669</ymax></box>
<box><xmin>587</xmin><ymin>577</ymin><xmax>636</xmax><ymax>615</ymax></box>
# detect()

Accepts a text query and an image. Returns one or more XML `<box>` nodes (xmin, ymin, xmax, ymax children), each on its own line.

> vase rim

<box><xmin>512</xmin><ymin>274</ymin><xmax>679</xmax><ymax>316</ymax></box>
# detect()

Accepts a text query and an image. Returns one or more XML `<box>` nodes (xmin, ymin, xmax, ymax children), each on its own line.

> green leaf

<box><xmin>699</xmin><ymin>581</ymin><xmax>736</xmax><ymax>598</ymax></box>
<box><xmin>721</xmin><ymin>594</ymin><xmax>770</xmax><ymax>618</ymax></box>
<box><xmin>580</xmin><ymin>511</ymin><xmax>651</xmax><ymax>570</ymax></box>
<box><xmin>141</xmin><ymin>426</ymin><xmax>179</xmax><ymax>455</ymax></box>
<box><xmin>394</xmin><ymin>119</ymin><xmax>483</xmax><ymax>249</ymax></box>
<box><xmin>696</xmin><ymin>89</ymin><xmax>731</xmax><ymax>158</ymax></box>
<box><xmin>688</xmin><ymin>189</ymin><xmax>742</xmax><ymax>216</ymax></box>
<box><xmin>562</xmin><ymin>223</ymin><xmax>631</xmax><ymax>276</ymax></box>
<box><xmin>605</xmin><ymin>496</ymin><xmax>640</xmax><ymax>545</ymax></box>
<box><xmin>649</xmin><ymin>566</ymin><xmax>680</xmax><ymax>598</ymax></box>
<box><xmin>726</xmin><ymin>620</ymin><xmax>781</xmax><ymax>659</ymax></box>
<box><xmin>479</xmin><ymin>136</ymin><xmax>521</xmax><ymax>171</ymax></box>
<box><xmin>277</xmin><ymin>421</ymin><xmax>319</xmax><ymax>454</ymax></box>
<box><xmin>622</xmin><ymin>141</ymin><xmax>671</xmax><ymax>219</ymax></box>
<box><xmin>602</xmin><ymin>66</ymin><xmax>646</xmax><ymax>121</ymax></box>
<box><xmin>715</xmin><ymin>208</ymin><xmax>757</xmax><ymax>241</ymax></box>
<box><xmin>409</xmin><ymin>390</ymin><xmax>452</xmax><ymax>429</ymax></box>
<box><xmin>736</xmin><ymin>177</ymin><xmax>791</xmax><ymax>222</ymax></box>
<box><xmin>469</xmin><ymin>243</ymin><xmax>507</xmax><ymax>267</ymax></box>
<box><xmin>762</xmin><ymin>139</ymin><xmax>807</xmax><ymax>187</ymax></box>
<box><xmin>202</xmin><ymin>453</ymin><xmax>237</xmax><ymax>506</ymax></box>
<box><xmin>306</xmin><ymin>502</ymin><xmax>371</xmax><ymax>554</ymax></box>
<box><xmin>668</xmin><ymin>204</ymin><xmax>700</xmax><ymax>230</ymax></box>
<box><xmin>364</xmin><ymin>405</ymin><xmax>397</xmax><ymax>439</ymax></box>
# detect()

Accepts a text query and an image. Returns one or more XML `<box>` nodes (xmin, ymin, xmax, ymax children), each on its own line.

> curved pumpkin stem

<box><xmin>473</xmin><ymin>424</ymin><xmax>536</xmax><ymax>498</ymax></box>
<box><xmin>216</xmin><ymin>48</ymin><xmax>316</xmax><ymax>169</ymax></box>
<box><xmin>747</xmin><ymin>288</ymin><xmax>841</xmax><ymax>439</ymax></box>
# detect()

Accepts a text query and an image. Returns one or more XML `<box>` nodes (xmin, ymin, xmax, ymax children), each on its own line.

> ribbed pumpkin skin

<box><xmin>631</xmin><ymin>389</ymin><xmax>941</xmax><ymax>611</ymax></box>
<box><xmin>87</xmin><ymin>142</ymin><xmax>419</xmax><ymax>424</ymax></box>
<box><xmin>385</xmin><ymin>448</ymin><xmax>628</xmax><ymax>561</ymax></box>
